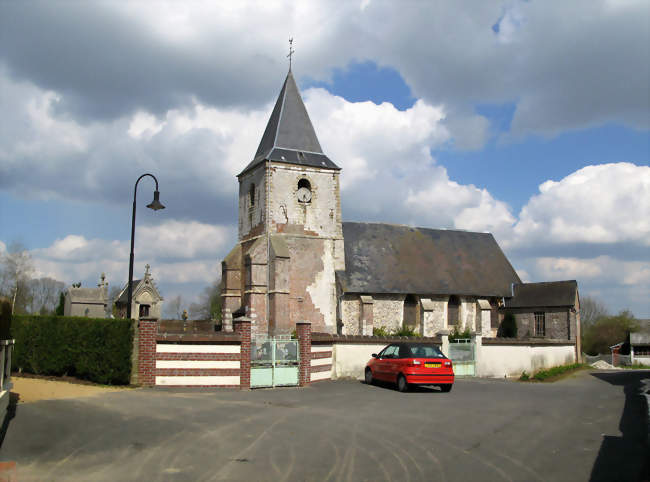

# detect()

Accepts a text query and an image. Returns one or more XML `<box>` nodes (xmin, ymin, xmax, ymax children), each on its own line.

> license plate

<box><xmin>425</xmin><ymin>363</ymin><xmax>441</xmax><ymax>368</ymax></box>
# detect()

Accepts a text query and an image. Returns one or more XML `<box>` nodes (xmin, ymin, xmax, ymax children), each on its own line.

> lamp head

<box><xmin>146</xmin><ymin>190</ymin><xmax>165</xmax><ymax>211</ymax></box>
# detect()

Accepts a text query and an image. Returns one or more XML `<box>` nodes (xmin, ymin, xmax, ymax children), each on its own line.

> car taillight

<box><xmin>444</xmin><ymin>361</ymin><xmax>452</xmax><ymax>367</ymax></box>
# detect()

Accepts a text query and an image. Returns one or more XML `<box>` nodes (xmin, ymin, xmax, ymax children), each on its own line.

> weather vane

<box><xmin>287</xmin><ymin>37</ymin><xmax>295</xmax><ymax>71</ymax></box>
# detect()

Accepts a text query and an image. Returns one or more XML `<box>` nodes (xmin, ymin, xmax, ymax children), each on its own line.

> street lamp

<box><xmin>127</xmin><ymin>173</ymin><xmax>165</xmax><ymax>319</ymax></box>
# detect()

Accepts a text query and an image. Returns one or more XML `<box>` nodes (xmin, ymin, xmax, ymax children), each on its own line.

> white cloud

<box><xmin>512</xmin><ymin>163</ymin><xmax>650</xmax><ymax>247</ymax></box>
<box><xmin>29</xmin><ymin>220</ymin><xmax>233</xmax><ymax>288</ymax></box>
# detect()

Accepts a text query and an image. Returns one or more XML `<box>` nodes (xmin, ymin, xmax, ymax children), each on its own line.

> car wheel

<box><xmin>365</xmin><ymin>368</ymin><xmax>373</xmax><ymax>385</ymax></box>
<box><xmin>440</xmin><ymin>384</ymin><xmax>452</xmax><ymax>393</ymax></box>
<box><xmin>397</xmin><ymin>374</ymin><xmax>409</xmax><ymax>392</ymax></box>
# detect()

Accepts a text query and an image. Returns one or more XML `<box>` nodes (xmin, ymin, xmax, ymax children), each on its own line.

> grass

<box><xmin>519</xmin><ymin>363</ymin><xmax>588</xmax><ymax>382</ymax></box>
<box><xmin>620</xmin><ymin>363</ymin><xmax>650</xmax><ymax>370</ymax></box>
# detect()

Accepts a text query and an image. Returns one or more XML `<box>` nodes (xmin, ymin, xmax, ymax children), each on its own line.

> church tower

<box><xmin>221</xmin><ymin>70</ymin><xmax>344</xmax><ymax>335</ymax></box>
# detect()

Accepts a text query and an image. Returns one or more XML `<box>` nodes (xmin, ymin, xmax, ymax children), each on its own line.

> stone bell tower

<box><xmin>221</xmin><ymin>69</ymin><xmax>344</xmax><ymax>335</ymax></box>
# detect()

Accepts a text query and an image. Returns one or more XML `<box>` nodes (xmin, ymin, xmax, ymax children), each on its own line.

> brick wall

<box><xmin>234</xmin><ymin>318</ymin><xmax>251</xmax><ymax>389</ymax></box>
<box><xmin>297</xmin><ymin>322</ymin><xmax>312</xmax><ymax>386</ymax></box>
<box><xmin>137</xmin><ymin>319</ymin><xmax>249</xmax><ymax>389</ymax></box>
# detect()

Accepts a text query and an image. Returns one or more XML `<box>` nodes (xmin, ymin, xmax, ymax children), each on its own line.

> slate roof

<box><xmin>239</xmin><ymin>71</ymin><xmax>339</xmax><ymax>176</ymax></box>
<box><xmin>505</xmin><ymin>280</ymin><xmax>578</xmax><ymax>308</ymax></box>
<box><xmin>68</xmin><ymin>287</ymin><xmax>106</xmax><ymax>304</ymax></box>
<box><xmin>116</xmin><ymin>279</ymin><xmax>142</xmax><ymax>303</ymax></box>
<box><xmin>338</xmin><ymin>222</ymin><xmax>521</xmax><ymax>297</ymax></box>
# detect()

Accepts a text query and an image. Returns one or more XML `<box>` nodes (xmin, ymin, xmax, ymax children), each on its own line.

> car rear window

<box><xmin>408</xmin><ymin>345</ymin><xmax>444</xmax><ymax>358</ymax></box>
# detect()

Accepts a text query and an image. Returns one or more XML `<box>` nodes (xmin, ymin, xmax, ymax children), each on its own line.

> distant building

<box><xmin>63</xmin><ymin>274</ymin><xmax>109</xmax><ymax>318</ymax></box>
<box><xmin>630</xmin><ymin>319</ymin><xmax>650</xmax><ymax>365</ymax></box>
<box><xmin>504</xmin><ymin>280</ymin><xmax>580</xmax><ymax>346</ymax></box>
<box><xmin>114</xmin><ymin>265</ymin><xmax>164</xmax><ymax>320</ymax></box>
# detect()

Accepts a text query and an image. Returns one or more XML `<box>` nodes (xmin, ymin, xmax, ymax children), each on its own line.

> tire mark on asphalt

<box><xmin>208</xmin><ymin>414</ymin><xmax>289</xmax><ymax>481</ymax></box>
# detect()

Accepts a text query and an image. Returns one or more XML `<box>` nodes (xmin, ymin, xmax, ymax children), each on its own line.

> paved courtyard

<box><xmin>0</xmin><ymin>370</ymin><xmax>648</xmax><ymax>481</ymax></box>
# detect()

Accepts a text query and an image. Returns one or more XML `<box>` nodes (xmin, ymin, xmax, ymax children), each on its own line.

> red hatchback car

<box><xmin>365</xmin><ymin>342</ymin><xmax>454</xmax><ymax>392</ymax></box>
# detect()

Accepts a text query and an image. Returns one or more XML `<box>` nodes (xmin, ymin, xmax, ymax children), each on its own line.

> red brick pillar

<box><xmin>234</xmin><ymin>316</ymin><xmax>252</xmax><ymax>390</ymax></box>
<box><xmin>138</xmin><ymin>318</ymin><xmax>157</xmax><ymax>387</ymax></box>
<box><xmin>297</xmin><ymin>322</ymin><xmax>312</xmax><ymax>387</ymax></box>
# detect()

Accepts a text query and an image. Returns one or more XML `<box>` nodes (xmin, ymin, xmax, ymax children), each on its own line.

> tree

<box><xmin>580</xmin><ymin>296</ymin><xmax>609</xmax><ymax>327</ymax></box>
<box><xmin>55</xmin><ymin>292</ymin><xmax>65</xmax><ymax>316</ymax></box>
<box><xmin>28</xmin><ymin>277</ymin><xmax>65</xmax><ymax>315</ymax></box>
<box><xmin>188</xmin><ymin>279</ymin><xmax>222</xmax><ymax>321</ymax></box>
<box><xmin>107</xmin><ymin>286</ymin><xmax>121</xmax><ymax>317</ymax></box>
<box><xmin>582</xmin><ymin>310</ymin><xmax>639</xmax><ymax>355</ymax></box>
<box><xmin>165</xmin><ymin>295</ymin><xmax>184</xmax><ymax>320</ymax></box>
<box><xmin>0</xmin><ymin>242</ymin><xmax>35</xmax><ymax>314</ymax></box>
<box><xmin>498</xmin><ymin>312</ymin><xmax>518</xmax><ymax>338</ymax></box>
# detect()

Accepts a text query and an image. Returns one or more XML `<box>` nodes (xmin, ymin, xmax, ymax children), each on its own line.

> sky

<box><xmin>0</xmin><ymin>0</ymin><xmax>648</xmax><ymax>318</ymax></box>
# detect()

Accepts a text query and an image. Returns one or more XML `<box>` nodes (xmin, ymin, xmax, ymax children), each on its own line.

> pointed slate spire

<box><xmin>239</xmin><ymin>71</ymin><xmax>339</xmax><ymax>176</ymax></box>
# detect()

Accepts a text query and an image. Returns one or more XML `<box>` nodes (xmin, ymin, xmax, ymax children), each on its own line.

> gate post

<box><xmin>296</xmin><ymin>322</ymin><xmax>311</xmax><ymax>386</ymax></box>
<box><xmin>234</xmin><ymin>316</ymin><xmax>252</xmax><ymax>389</ymax></box>
<box><xmin>471</xmin><ymin>331</ymin><xmax>482</xmax><ymax>377</ymax></box>
<box><xmin>138</xmin><ymin>318</ymin><xmax>158</xmax><ymax>387</ymax></box>
<box><xmin>437</xmin><ymin>329</ymin><xmax>450</xmax><ymax>357</ymax></box>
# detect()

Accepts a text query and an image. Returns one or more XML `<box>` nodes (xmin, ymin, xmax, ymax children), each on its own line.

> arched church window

<box><xmin>403</xmin><ymin>294</ymin><xmax>418</xmax><ymax>330</ymax></box>
<box><xmin>448</xmin><ymin>295</ymin><xmax>460</xmax><ymax>326</ymax></box>
<box><xmin>249</xmin><ymin>183</ymin><xmax>255</xmax><ymax>207</ymax></box>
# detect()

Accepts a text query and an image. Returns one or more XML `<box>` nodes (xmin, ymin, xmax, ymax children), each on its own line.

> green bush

<box><xmin>373</xmin><ymin>326</ymin><xmax>391</xmax><ymax>337</ymax></box>
<box><xmin>11</xmin><ymin>314</ymin><xmax>133</xmax><ymax>385</ymax></box>
<box><xmin>449</xmin><ymin>326</ymin><xmax>471</xmax><ymax>341</ymax></box>
<box><xmin>498</xmin><ymin>312</ymin><xmax>518</xmax><ymax>338</ymax></box>
<box><xmin>392</xmin><ymin>326</ymin><xmax>421</xmax><ymax>337</ymax></box>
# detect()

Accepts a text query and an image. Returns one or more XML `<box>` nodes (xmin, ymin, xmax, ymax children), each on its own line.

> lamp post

<box><xmin>127</xmin><ymin>173</ymin><xmax>165</xmax><ymax>319</ymax></box>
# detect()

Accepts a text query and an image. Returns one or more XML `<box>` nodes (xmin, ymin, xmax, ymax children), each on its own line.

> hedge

<box><xmin>11</xmin><ymin>315</ymin><xmax>133</xmax><ymax>385</ymax></box>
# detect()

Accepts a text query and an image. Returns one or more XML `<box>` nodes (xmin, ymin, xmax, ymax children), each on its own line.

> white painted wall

<box><xmin>478</xmin><ymin>344</ymin><xmax>576</xmax><ymax>378</ymax></box>
<box><xmin>331</xmin><ymin>343</ymin><xmax>388</xmax><ymax>380</ymax></box>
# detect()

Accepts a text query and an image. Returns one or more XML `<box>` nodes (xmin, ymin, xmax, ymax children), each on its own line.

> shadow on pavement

<box><xmin>0</xmin><ymin>392</ymin><xmax>19</xmax><ymax>449</ymax></box>
<box><xmin>589</xmin><ymin>371</ymin><xmax>649</xmax><ymax>482</ymax></box>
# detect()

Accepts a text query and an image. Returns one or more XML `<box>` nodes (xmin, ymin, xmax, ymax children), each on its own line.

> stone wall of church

<box><xmin>340</xmin><ymin>295</ymin><xmax>361</xmax><ymax>335</ymax></box>
<box><xmin>459</xmin><ymin>297</ymin><xmax>478</xmax><ymax>332</ymax></box>
<box><xmin>283</xmin><ymin>236</ymin><xmax>338</xmax><ymax>334</ymax></box>
<box><xmin>372</xmin><ymin>295</ymin><xmax>405</xmax><ymax>333</ymax></box>
<box><xmin>238</xmin><ymin>167</ymin><xmax>266</xmax><ymax>240</ymax></box>
<box><xmin>268</xmin><ymin>164</ymin><xmax>342</xmax><ymax>239</ymax></box>
<box><xmin>420</xmin><ymin>296</ymin><xmax>447</xmax><ymax>336</ymax></box>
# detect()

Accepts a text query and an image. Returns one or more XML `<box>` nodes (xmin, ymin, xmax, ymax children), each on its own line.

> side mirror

<box><xmin>371</xmin><ymin>353</ymin><xmax>378</xmax><ymax>358</ymax></box>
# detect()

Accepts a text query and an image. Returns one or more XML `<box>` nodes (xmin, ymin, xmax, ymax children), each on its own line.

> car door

<box><xmin>376</xmin><ymin>345</ymin><xmax>399</xmax><ymax>381</ymax></box>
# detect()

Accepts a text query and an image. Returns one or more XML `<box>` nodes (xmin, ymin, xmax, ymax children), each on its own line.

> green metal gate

<box><xmin>449</xmin><ymin>339</ymin><xmax>475</xmax><ymax>376</ymax></box>
<box><xmin>250</xmin><ymin>335</ymin><xmax>299</xmax><ymax>388</ymax></box>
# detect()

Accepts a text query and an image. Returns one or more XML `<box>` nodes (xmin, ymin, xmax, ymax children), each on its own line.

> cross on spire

<box><xmin>287</xmin><ymin>37</ymin><xmax>295</xmax><ymax>71</ymax></box>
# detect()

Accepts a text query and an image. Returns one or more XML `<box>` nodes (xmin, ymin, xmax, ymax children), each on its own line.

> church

<box><xmin>220</xmin><ymin>68</ymin><xmax>580</xmax><ymax>343</ymax></box>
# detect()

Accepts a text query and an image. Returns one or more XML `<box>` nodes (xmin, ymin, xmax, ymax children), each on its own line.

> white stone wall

<box><xmin>331</xmin><ymin>343</ymin><xmax>389</xmax><ymax>380</ymax></box>
<box><xmin>478</xmin><ymin>343</ymin><xmax>576</xmax><ymax>378</ymax></box>
<box><xmin>306</xmin><ymin>238</ymin><xmax>338</xmax><ymax>332</ymax></box>
<box><xmin>268</xmin><ymin>164</ymin><xmax>342</xmax><ymax>238</ymax></box>
<box><xmin>459</xmin><ymin>297</ymin><xmax>477</xmax><ymax>332</ymax></box>
<box><xmin>372</xmin><ymin>295</ymin><xmax>404</xmax><ymax>333</ymax></box>
<box><xmin>479</xmin><ymin>310</ymin><xmax>491</xmax><ymax>336</ymax></box>
<box><xmin>238</xmin><ymin>167</ymin><xmax>266</xmax><ymax>239</ymax></box>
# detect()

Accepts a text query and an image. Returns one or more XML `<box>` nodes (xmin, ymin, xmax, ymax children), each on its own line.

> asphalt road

<box><xmin>1</xmin><ymin>370</ymin><xmax>648</xmax><ymax>481</ymax></box>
